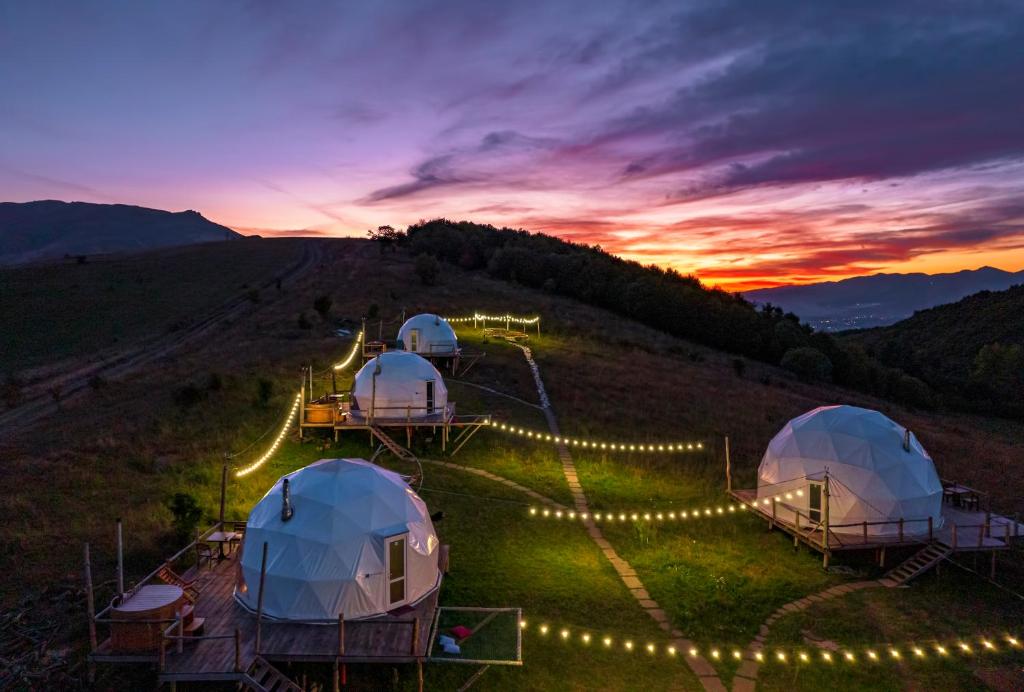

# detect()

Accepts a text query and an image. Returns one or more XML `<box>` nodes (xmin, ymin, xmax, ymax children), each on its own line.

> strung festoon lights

<box><xmin>445</xmin><ymin>312</ymin><xmax>541</xmax><ymax>325</ymax></box>
<box><xmin>528</xmin><ymin>504</ymin><xmax>747</xmax><ymax>523</ymax></box>
<box><xmin>235</xmin><ymin>393</ymin><xmax>302</xmax><ymax>478</ymax></box>
<box><xmin>332</xmin><ymin>330</ymin><xmax>364</xmax><ymax>371</ymax></box>
<box><xmin>520</xmin><ymin>619</ymin><xmax>1023</xmax><ymax>667</ymax></box>
<box><xmin>488</xmin><ymin>421</ymin><xmax>704</xmax><ymax>455</ymax></box>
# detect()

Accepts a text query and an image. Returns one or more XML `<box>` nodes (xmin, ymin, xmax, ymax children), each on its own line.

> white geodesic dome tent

<box><xmin>352</xmin><ymin>351</ymin><xmax>448</xmax><ymax>419</ymax></box>
<box><xmin>234</xmin><ymin>458</ymin><xmax>441</xmax><ymax>621</ymax></box>
<box><xmin>756</xmin><ymin>405</ymin><xmax>943</xmax><ymax>537</ymax></box>
<box><xmin>397</xmin><ymin>313</ymin><xmax>458</xmax><ymax>356</ymax></box>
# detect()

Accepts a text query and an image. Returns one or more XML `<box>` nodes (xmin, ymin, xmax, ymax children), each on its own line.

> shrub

<box><xmin>257</xmin><ymin>378</ymin><xmax>274</xmax><ymax>407</ymax></box>
<box><xmin>173</xmin><ymin>383</ymin><xmax>204</xmax><ymax>409</ymax></box>
<box><xmin>780</xmin><ymin>347</ymin><xmax>833</xmax><ymax>382</ymax></box>
<box><xmin>313</xmin><ymin>294</ymin><xmax>333</xmax><ymax>319</ymax></box>
<box><xmin>167</xmin><ymin>493</ymin><xmax>203</xmax><ymax>542</ymax></box>
<box><xmin>297</xmin><ymin>312</ymin><xmax>312</xmax><ymax>329</ymax></box>
<box><xmin>414</xmin><ymin>253</ymin><xmax>440</xmax><ymax>285</ymax></box>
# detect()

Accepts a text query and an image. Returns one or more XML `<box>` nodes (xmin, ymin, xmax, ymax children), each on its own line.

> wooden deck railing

<box><xmin>256</xmin><ymin>613</ymin><xmax>425</xmax><ymax>661</ymax></box>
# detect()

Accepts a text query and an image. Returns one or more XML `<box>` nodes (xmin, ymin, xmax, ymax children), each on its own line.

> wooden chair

<box><xmin>230</xmin><ymin>522</ymin><xmax>247</xmax><ymax>554</ymax></box>
<box><xmin>196</xmin><ymin>541</ymin><xmax>216</xmax><ymax>568</ymax></box>
<box><xmin>156</xmin><ymin>565</ymin><xmax>201</xmax><ymax>604</ymax></box>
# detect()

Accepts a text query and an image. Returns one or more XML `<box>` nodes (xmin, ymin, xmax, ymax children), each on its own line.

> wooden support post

<box><xmin>724</xmin><ymin>436</ymin><xmax>731</xmax><ymax>493</ymax></box>
<box><xmin>116</xmin><ymin>518</ymin><xmax>125</xmax><ymax>599</ymax></box>
<box><xmin>177</xmin><ymin>609</ymin><xmax>184</xmax><ymax>653</ymax></box>
<box><xmin>332</xmin><ymin>368</ymin><xmax>337</xmax><ymax>395</ymax></box>
<box><xmin>770</xmin><ymin>498</ymin><xmax>777</xmax><ymax>530</ymax></box>
<box><xmin>991</xmin><ymin>551</ymin><xmax>997</xmax><ymax>579</ymax></box>
<box><xmin>83</xmin><ymin>543</ymin><xmax>97</xmax><ymax>651</ymax></box>
<box><xmin>898</xmin><ymin>517</ymin><xmax>904</xmax><ymax>543</ymax></box>
<box><xmin>219</xmin><ymin>464</ymin><xmax>228</xmax><ymax>530</ymax></box>
<box><xmin>299</xmin><ymin>369</ymin><xmax>306</xmax><ymax>440</ymax></box>
<box><xmin>822</xmin><ymin>475</ymin><xmax>831</xmax><ymax>569</ymax></box>
<box><xmin>985</xmin><ymin>512</ymin><xmax>992</xmax><ymax>537</ymax></box>
<box><xmin>863</xmin><ymin>521</ymin><xmax>868</xmax><ymax>544</ymax></box>
<box><xmin>928</xmin><ymin>516</ymin><xmax>933</xmax><ymax>542</ymax></box>
<box><xmin>338</xmin><ymin>613</ymin><xmax>345</xmax><ymax>655</ymax></box>
<box><xmin>418</xmin><ymin>658</ymin><xmax>424</xmax><ymax>692</ymax></box>
<box><xmin>159</xmin><ymin>634</ymin><xmax>166</xmax><ymax>671</ymax></box>
<box><xmin>879</xmin><ymin>545</ymin><xmax>886</xmax><ymax>568</ymax></box>
<box><xmin>255</xmin><ymin>542</ymin><xmax>268</xmax><ymax>654</ymax></box>
<box><xmin>979</xmin><ymin>523</ymin><xmax>986</xmax><ymax>547</ymax></box>
<box><xmin>412</xmin><ymin>617</ymin><xmax>421</xmax><ymax>655</ymax></box>
<box><xmin>235</xmin><ymin>628</ymin><xmax>242</xmax><ymax>672</ymax></box>
<box><xmin>333</xmin><ymin>660</ymin><xmax>340</xmax><ymax>692</ymax></box>
<box><xmin>952</xmin><ymin>523</ymin><xmax>958</xmax><ymax>550</ymax></box>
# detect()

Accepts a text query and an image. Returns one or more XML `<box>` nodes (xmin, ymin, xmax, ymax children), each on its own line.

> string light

<box><xmin>518</xmin><ymin>619</ymin><xmax>1021</xmax><ymax>668</ymax></box>
<box><xmin>332</xmin><ymin>330</ymin><xmax>364</xmax><ymax>370</ymax></box>
<box><xmin>528</xmin><ymin>503</ymin><xmax>745</xmax><ymax>522</ymax></box>
<box><xmin>489</xmin><ymin>421</ymin><xmax>704</xmax><ymax>455</ymax></box>
<box><xmin>235</xmin><ymin>393</ymin><xmax>302</xmax><ymax>478</ymax></box>
<box><xmin>445</xmin><ymin>313</ymin><xmax>541</xmax><ymax>325</ymax></box>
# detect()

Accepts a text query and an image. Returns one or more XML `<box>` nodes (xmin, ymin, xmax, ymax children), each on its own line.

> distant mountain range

<box><xmin>0</xmin><ymin>200</ymin><xmax>240</xmax><ymax>265</ymax></box>
<box><xmin>744</xmin><ymin>267</ymin><xmax>1024</xmax><ymax>330</ymax></box>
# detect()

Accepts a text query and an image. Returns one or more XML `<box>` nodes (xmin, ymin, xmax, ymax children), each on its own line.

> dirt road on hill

<box><xmin>0</xmin><ymin>238</ymin><xmax>326</xmax><ymax>436</ymax></box>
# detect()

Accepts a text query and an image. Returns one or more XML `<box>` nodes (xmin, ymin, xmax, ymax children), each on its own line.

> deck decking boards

<box><xmin>731</xmin><ymin>489</ymin><xmax>1021</xmax><ymax>554</ymax></box>
<box><xmin>155</xmin><ymin>553</ymin><xmax>440</xmax><ymax>682</ymax></box>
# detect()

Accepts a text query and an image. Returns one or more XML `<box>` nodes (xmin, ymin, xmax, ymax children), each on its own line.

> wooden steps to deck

<box><xmin>369</xmin><ymin>425</ymin><xmax>419</xmax><ymax>464</ymax></box>
<box><xmin>241</xmin><ymin>656</ymin><xmax>304</xmax><ymax>691</ymax></box>
<box><xmin>884</xmin><ymin>544</ymin><xmax>951</xmax><ymax>585</ymax></box>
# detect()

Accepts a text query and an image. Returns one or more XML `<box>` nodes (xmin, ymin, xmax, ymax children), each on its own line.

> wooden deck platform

<box><xmin>731</xmin><ymin>489</ymin><xmax>1022</xmax><ymax>556</ymax></box>
<box><xmin>152</xmin><ymin>554</ymin><xmax>442</xmax><ymax>682</ymax></box>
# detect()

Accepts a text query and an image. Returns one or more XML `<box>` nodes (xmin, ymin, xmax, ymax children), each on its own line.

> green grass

<box><xmin>0</xmin><ymin>238</ymin><xmax>302</xmax><ymax>371</ymax></box>
<box><xmin>755</xmin><ymin>572</ymin><xmax>1024</xmax><ymax>691</ymax></box>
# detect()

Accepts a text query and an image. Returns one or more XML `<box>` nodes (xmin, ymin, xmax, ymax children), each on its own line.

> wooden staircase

<box><xmin>369</xmin><ymin>425</ymin><xmax>419</xmax><ymax>464</ymax></box>
<box><xmin>240</xmin><ymin>656</ymin><xmax>304</xmax><ymax>691</ymax></box>
<box><xmin>884</xmin><ymin>543</ymin><xmax>952</xmax><ymax>585</ymax></box>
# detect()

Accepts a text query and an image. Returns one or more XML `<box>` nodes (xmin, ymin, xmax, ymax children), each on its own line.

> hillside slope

<box><xmin>0</xmin><ymin>200</ymin><xmax>240</xmax><ymax>264</ymax></box>
<box><xmin>745</xmin><ymin>266</ymin><xmax>1024</xmax><ymax>330</ymax></box>
<box><xmin>846</xmin><ymin>284</ymin><xmax>1024</xmax><ymax>415</ymax></box>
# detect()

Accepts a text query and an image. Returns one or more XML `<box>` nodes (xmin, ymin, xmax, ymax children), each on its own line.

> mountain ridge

<box><xmin>0</xmin><ymin>200</ymin><xmax>240</xmax><ymax>265</ymax></box>
<box><xmin>744</xmin><ymin>266</ymin><xmax>1024</xmax><ymax>330</ymax></box>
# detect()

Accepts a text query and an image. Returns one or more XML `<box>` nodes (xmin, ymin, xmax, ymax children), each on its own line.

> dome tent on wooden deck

<box><xmin>234</xmin><ymin>458</ymin><xmax>441</xmax><ymax>621</ymax></box>
<box><xmin>397</xmin><ymin>313</ymin><xmax>458</xmax><ymax>356</ymax></box>
<box><xmin>756</xmin><ymin>405</ymin><xmax>943</xmax><ymax>537</ymax></box>
<box><xmin>351</xmin><ymin>351</ymin><xmax>448</xmax><ymax>420</ymax></box>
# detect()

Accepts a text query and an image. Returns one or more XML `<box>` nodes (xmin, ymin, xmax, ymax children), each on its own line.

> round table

<box><xmin>111</xmin><ymin>585</ymin><xmax>186</xmax><ymax>652</ymax></box>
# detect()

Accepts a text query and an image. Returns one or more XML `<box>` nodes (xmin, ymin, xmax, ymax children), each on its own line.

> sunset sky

<box><xmin>2</xmin><ymin>1</ymin><xmax>1023</xmax><ymax>290</ymax></box>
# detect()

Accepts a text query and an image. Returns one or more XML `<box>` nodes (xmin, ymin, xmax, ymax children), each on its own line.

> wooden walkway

<box><xmin>155</xmin><ymin>554</ymin><xmax>441</xmax><ymax>683</ymax></box>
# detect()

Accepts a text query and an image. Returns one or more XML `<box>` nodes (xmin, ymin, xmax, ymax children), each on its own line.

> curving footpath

<box><xmin>732</xmin><ymin>580</ymin><xmax>889</xmax><ymax>691</ymax></box>
<box><xmin>513</xmin><ymin>344</ymin><xmax>727</xmax><ymax>692</ymax></box>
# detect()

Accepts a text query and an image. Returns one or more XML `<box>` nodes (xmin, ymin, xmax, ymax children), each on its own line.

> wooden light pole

<box><xmin>255</xmin><ymin>542</ymin><xmax>268</xmax><ymax>654</ymax></box>
<box><xmin>724</xmin><ymin>435</ymin><xmax>732</xmax><ymax>493</ymax></box>
<box><xmin>822</xmin><ymin>474</ymin><xmax>831</xmax><ymax>569</ymax></box>
<box><xmin>115</xmin><ymin>518</ymin><xmax>125</xmax><ymax>599</ymax></box>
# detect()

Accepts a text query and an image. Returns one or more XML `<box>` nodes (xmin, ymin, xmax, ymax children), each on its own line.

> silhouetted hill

<box><xmin>845</xmin><ymin>284</ymin><xmax>1024</xmax><ymax>416</ymax></box>
<box><xmin>0</xmin><ymin>200</ymin><xmax>240</xmax><ymax>264</ymax></box>
<box><xmin>745</xmin><ymin>267</ymin><xmax>1024</xmax><ymax>330</ymax></box>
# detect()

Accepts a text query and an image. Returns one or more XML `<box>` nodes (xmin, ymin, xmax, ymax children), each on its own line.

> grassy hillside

<box><xmin>0</xmin><ymin>237</ymin><xmax>304</xmax><ymax>373</ymax></box>
<box><xmin>846</xmin><ymin>284</ymin><xmax>1024</xmax><ymax>417</ymax></box>
<box><xmin>2</xmin><ymin>238</ymin><xmax>1023</xmax><ymax>690</ymax></box>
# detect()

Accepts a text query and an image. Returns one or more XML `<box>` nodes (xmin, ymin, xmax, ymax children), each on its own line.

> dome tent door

<box><xmin>386</xmin><ymin>533</ymin><xmax>408</xmax><ymax>607</ymax></box>
<box><xmin>808</xmin><ymin>481</ymin><xmax>822</xmax><ymax>523</ymax></box>
<box><xmin>408</xmin><ymin>329</ymin><xmax>420</xmax><ymax>352</ymax></box>
<box><xmin>425</xmin><ymin>380</ymin><xmax>435</xmax><ymax>414</ymax></box>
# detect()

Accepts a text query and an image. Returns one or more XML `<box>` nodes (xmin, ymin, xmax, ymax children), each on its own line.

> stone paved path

<box><xmin>732</xmin><ymin>579</ymin><xmax>891</xmax><ymax>691</ymax></box>
<box><xmin>514</xmin><ymin>344</ymin><xmax>726</xmax><ymax>692</ymax></box>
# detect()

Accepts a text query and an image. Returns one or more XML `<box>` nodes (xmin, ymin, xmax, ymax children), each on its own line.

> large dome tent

<box><xmin>397</xmin><ymin>314</ymin><xmax>458</xmax><ymax>356</ymax></box>
<box><xmin>756</xmin><ymin>405</ymin><xmax>943</xmax><ymax>537</ymax></box>
<box><xmin>351</xmin><ymin>351</ymin><xmax>448</xmax><ymax>420</ymax></box>
<box><xmin>234</xmin><ymin>458</ymin><xmax>442</xmax><ymax>621</ymax></box>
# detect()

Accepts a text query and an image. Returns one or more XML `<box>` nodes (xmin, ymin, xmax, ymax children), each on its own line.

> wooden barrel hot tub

<box><xmin>110</xmin><ymin>585</ymin><xmax>185</xmax><ymax>652</ymax></box>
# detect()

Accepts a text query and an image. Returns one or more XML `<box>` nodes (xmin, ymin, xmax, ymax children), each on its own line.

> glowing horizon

<box><xmin>3</xmin><ymin>2</ymin><xmax>1023</xmax><ymax>292</ymax></box>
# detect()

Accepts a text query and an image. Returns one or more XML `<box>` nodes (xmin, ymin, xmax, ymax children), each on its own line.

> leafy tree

<box><xmin>367</xmin><ymin>225</ymin><xmax>404</xmax><ymax>253</ymax></box>
<box><xmin>781</xmin><ymin>347</ymin><xmax>833</xmax><ymax>382</ymax></box>
<box><xmin>414</xmin><ymin>253</ymin><xmax>440</xmax><ymax>285</ymax></box>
